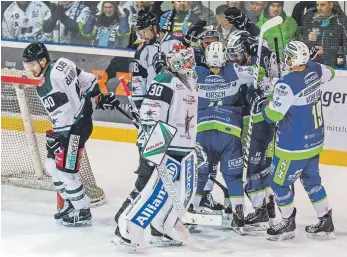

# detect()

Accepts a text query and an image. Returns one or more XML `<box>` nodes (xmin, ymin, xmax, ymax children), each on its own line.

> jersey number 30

<box><xmin>148</xmin><ymin>84</ymin><xmax>163</xmax><ymax>96</ymax></box>
<box><xmin>312</xmin><ymin>100</ymin><xmax>323</xmax><ymax>129</ymax></box>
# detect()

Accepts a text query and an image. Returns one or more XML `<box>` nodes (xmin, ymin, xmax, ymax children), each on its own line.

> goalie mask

<box><xmin>166</xmin><ymin>44</ymin><xmax>196</xmax><ymax>76</ymax></box>
<box><xmin>205</xmin><ymin>42</ymin><xmax>226</xmax><ymax>68</ymax></box>
<box><xmin>283</xmin><ymin>41</ymin><xmax>310</xmax><ymax>68</ymax></box>
<box><xmin>23</xmin><ymin>42</ymin><xmax>50</xmax><ymax>77</ymax></box>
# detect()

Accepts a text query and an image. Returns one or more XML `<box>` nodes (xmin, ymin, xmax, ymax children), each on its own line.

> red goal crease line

<box><xmin>1</xmin><ymin>75</ymin><xmax>39</xmax><ymax>86</ymax></box>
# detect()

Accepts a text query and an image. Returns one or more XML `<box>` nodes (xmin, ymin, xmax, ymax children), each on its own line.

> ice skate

<box><xmin>194</xmin><ymin>191</ymin><xmax>224</xmax><ymax>215</ymax></box>
<box><xmin>149</xmin><ymin>225</ymin><xmax>183</xmax><ymax>247</ymax></box>
<box><xmin>266</xmin><ymin>195</ymin><xmax>276</xmax><ymax>225</ymax></box>
<box><xmin>267</xmin><ymin>207</ymin><xmax>296</xmax><ymax>241</ymax></box>
<box><xmin>305</xmin><ymin>209</ymin><xmax>336</xmax><ymax>240</ymax></box>
<box><xmin>112</xmin><ymin>226</ymin><xmax>138</xmax><ymax>252</ymax></box>
<box><xmin>61</xmin><ymin>208</ymin><xmax>92</xmax><ymax>227</ymax></box>
<box><xmin>225</xmin><ymin>204</ymin><xmax>245</xmax><ymax>235</ymax></box>
<box><xmin>245</xmin><ymin>203</ymin><xmax>269</xmax><ymax>231</ymax></box>
<box><xmin>54</xmin><ymin>199</ymin><xmax>74</xmax><ymax>222</ymax></box>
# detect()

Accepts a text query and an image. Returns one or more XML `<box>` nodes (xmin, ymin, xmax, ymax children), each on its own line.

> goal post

<box><xmin>1</xmin><ymin>68</ymin><xmax>106</xmax><ymax>208</ymax></box>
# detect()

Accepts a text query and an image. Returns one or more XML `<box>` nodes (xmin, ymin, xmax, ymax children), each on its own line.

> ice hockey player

<box><xmin>22</xmin><ymin>42</ymin><xmax>101</xmax><ymax>227</ymax></box>
<box><xmin>98</xmin><ymin>44</ymin><xmax>201</xmax><ymax>250</ymax></box>
<box><xmin>227</xmin><ymin>31</ymin><xmax>277</xmax><ymax>229</ymax></box>
<box><xmin>248</xmin><ymin>41</ymin><xmax>335</xmax><ymax>241</ymax></box>
<box><xmin>194</xmin><ymin>41</ymin><xmax>260</xmax><ymax>233</ymax></box>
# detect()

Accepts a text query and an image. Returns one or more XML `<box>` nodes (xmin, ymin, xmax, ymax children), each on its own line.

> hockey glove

<box><xmin>96</xmin><ymin>92</ymin><xmax>120</xmax><ymax>110</ymax></box>
<box><xmin>224</xmin><ymin>7</ymin><xmax>251</xmax><ymax>30</ymax></box>
<box><xmin>153</xmin><ymin>51</ymin><xmax>166</xmax><ymax>74</ymax></box>
<box><xmin>247</xmin><ymin>86</ymin><xmax>268</xmax><ymax>112</ymax></box>
<box><xmin>46</xmin><ymin>130</ymin><xmax>61</xmax><ymax>156</ymax></box>
<box><xmin>243</xmin><ymin>37</ymin><xmax>259</xmax><ymax>56</ymax></box>
<box><xmin>195</xmin><ymin>142</ymin><xmax>207</xmax><ymax>169</ymax></box>
<box><xmin>184</xmin><ymin>20</ymin><xmax>207</xmax><ymax>44</ymax></box>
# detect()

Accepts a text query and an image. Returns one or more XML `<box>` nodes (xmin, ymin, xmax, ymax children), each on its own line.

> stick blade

<box><xmin>260</xmin><ymin>16</ymin><xmax>283</xmax><ymax>35</ymax></box>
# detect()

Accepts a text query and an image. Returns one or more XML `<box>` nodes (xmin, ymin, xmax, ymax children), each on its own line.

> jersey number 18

<box><xmin>312</xmin><ymin>100</ymin><xmax>323</xmax><ymax>129</ymax></box>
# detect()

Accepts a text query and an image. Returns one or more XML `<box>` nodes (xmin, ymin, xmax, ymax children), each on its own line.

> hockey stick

<box><xmin>274</xmin><ymin>37</ymin><xmax>282</xmax><ymax>79</ymax></box>
<box><xmin>208</xmin><ymin>174</ymin><xmax>230</xmax><ymax>208</ymax></box>
<box><xmin>242</xmin><ymin>16</ymin><xmax>283</xmax><ymax>184</ymax></box>
<box><xmin>115</xmin><ymin>105</ymin><xmax>139</xmax><ymax>129</ymax></box>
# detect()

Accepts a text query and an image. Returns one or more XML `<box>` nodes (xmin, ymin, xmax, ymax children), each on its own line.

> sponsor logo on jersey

<box><xmin>142</xmin><ymin>101</ymin><xmax>161</xmax><ymax>108</ymax></box>
<box><xmin>275</xmin><ymin>87</ymin><xmax>288</xmax><ymax>96</ymax></box>
<box><xmin>306</xmin><ymin>90</ymin><xmax>321</xmax><ymax>103</ymax></box>
<box><xmin>205</xmin><ymin>76</ymin><xmax>225</xmax><ymax>83</ymax></box>
<box><xmin>183</xmin><ymin>95</ymin><xmax>196</xmax><ymax>105</ymax></box>
<box><xmin>303</xmin><ymin>82</ymin><xmax>320</xmax><ymax>96</ymax></box>
<box><xmin>172</xmin><ymin>31</ymin><xmax>184</xmax><ymax>38</ymax></box>
<box><xmin>177</xmin><ymin>111</ymin><xmax>195</xmax><ymax>139</ymax></box>
<box><xmin>304</xmin><ymin>72</ymin><xmax>319</xmax><ymax>85</ymax></box>
<box><xmin>37</xmin><ymin>76</ymin><xmax>45</xmax><ymax>88</ymax></box>
<box><xmin>131</xmin><ymin>158</ymin><xmax>180</xmax><ymax>228</ymax></box>
<box><xmin>65</xmin><ymin>134</ymin><xmax>80</xmax><ymax>170</ymax></box>
<box><xmin>144</xmin><ymin>109</ymin><xmax>156</xmax><ymax>118</ymax></box>
<box><xmin>250</xmin><ymin>152</ymin><xmax>262</xmax><ymax>165</ymax></box>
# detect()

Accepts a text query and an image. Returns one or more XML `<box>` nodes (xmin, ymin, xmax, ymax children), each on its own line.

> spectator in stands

<box><xmin>189</xmin><ymin>1</ymin><xmax>216</xmax><ymax>26</ymax></box>
<box><xmin>2</xmin><ymin>1</ymin><xmax>52</xmax><ymax>41</ymax></box>
<box><xmin>216</xmin><ymin>4</ymin><xmax>234</xmax><ymax>46</ymax></box>
<box><xmin>91</xmin><ymin>1</ymin><xmax>130</xmax><ymax>48</ymax></box>
<box><xmin>42</xmin><ymin>1</ymin><xmax>95</xmax><ymax>45</ymax></box>
<box><xmin>256</xmin><ymin>1</ymin><xmax>299</xmax><ymax>61</ymax></box>
<box><xmin>249</xmin><ymin>1</ymin><xmax>266</xmax><ymax>23</ymax></box>
<box><xmin>159</xmin><ymin>1</ymin><xmax>200</xmax><ymax>36</ymax></box>
<box><xmin>292</xmin><ymin>1</ymin><xmax>316</xmax><ymax>29</ymax></box>
<box><xmin>302</xmin><ymin>1</ymin><xmax>347</xmax><ymax>67</ymax></box>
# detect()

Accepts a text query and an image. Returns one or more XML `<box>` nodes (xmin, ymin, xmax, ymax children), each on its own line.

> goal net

<box><xmin>1</xmin><ymin>68</ymin><xmax>106</xmax><ymax>208</ymax></box>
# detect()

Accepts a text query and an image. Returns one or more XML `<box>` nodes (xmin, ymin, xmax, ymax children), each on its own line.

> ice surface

<box><xmin>1</xmin><ymin>140</ymin><xmax>347</xmax><ymax>257</ymax></box>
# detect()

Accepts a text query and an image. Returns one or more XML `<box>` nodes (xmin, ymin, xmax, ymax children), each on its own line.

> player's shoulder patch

<box><xmin>154</xmin><ymin>72</ymin><xmax>174</xmax><ymax>84</ymax></box>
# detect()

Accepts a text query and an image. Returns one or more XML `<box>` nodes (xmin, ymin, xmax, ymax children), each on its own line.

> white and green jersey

<box><xmin>138</xmin><ymin>71</ymin><xmax>198</xmax><ymax>156</ymax></box>
<box><xmin>2</xmin><ymin>1</ymin><xmax>51</xmax><ymax>41</ymax></box>
<box><xmin>37</xmin><ymin>58</ymin><xmax>98</xmax><ymax>137</ymax></box>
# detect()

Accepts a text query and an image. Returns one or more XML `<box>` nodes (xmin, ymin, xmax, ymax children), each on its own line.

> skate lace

<box><xmin>245</xmin><ymin>211</ymin><xmax>257</xmax><ymax>221</ymax></box>
<box><xmin>68</xmin><ymin>209</ymin><xmax>80</xmax><ymax>224</ymax></box>
<box><xmin>272</xmin><ymin>218</ymin><xmax>289</xmax><ymax>232</ymax></box>
<box><xmin>311</xmin><ymin>218</ymin><xmax>324</xmax><ymax>229</ymax></box>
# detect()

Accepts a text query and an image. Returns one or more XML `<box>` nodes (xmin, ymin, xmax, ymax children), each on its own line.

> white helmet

<box><xmin>283</xmin><ymin>41</ymin><xmax>310</xmax><ymax>68</ymax></box>
<box><xmin>205</xmin><ymin>42</ymin><xmax>226</xmax><ymax>68</ymax></box>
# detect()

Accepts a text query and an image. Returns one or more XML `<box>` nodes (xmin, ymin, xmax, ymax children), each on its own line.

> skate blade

<box><xmin>61</xmin><ymin>219</ymin><xmax>92</xmax><ymax>227</ymax></box>
<box><xmin>244</xmin><ymin>222</ymin><xmax>269</xmax><ymax>232</ymax></box>
<box><xmin>231</xmin><ymin>226</ymin><xmax>245</xmax><ymax>235</ymax></box>
<box><xmin>111</xmin><ymin>236</ymin><xmax>137</xmax><ymax>253</ymax></box>
<box><xmin>266</xmin><ymin>231</ymin><xmax>295</xmax><ymax>241</ymax></box>
<box><xmin>149</xmin><ymin>238</ymin><xmax>183</xmax><ymax>247</ymax></box>
<box><xmin>306</xmin><ymin>231</ymin><xmax>336</xmax><ymax>241</ymax></box>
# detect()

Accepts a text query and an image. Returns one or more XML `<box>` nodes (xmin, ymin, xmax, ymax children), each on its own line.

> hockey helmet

<box><xmin>23</xmin><ymin>43</ymin><xmax>50</xmax><ymax>77</ymax></box>
<box><xmin>166</xmin><ymin>44</ymin><xmax>195</xmax><ymax>75</ymax></box>
<box><xmin>205</xmin><ymin>42</ymin><xmax>226</xmax><ymax>68</ymax></box>
<box><xmin>199</xmin><ymin>25</ymin><xmax>220</xmax><ymax>50</ymax></box>
<box><xmin>23</xmin><ymin>42</ymin><xmax>50</xmax><ymax>63</ymax></box>
<box><xmin>136</xmin><ymin>11</ymin><xmax>156</xmax><ymax>30</ymax></box>
<box><xmin>283</xmin><ymin>41</ymin><xmax>310</xmax><ymax>68</ymax></box>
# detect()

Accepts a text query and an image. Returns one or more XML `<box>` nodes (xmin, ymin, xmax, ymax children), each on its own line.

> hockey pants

<box><xmin>270</xmin><ymin>154</ymin><xmax>329</xmax><ymax>218</ymax></box>
<box><xmin>197</xmin><ymin>130</ymin><xmax>244</xmax><ymax>212</ymax></box>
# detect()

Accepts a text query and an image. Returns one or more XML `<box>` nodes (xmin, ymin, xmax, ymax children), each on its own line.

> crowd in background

<box><xmin>1</xmin><ymin>1</ymin><xmax>347</xmax><ymax>67</ymax></box>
